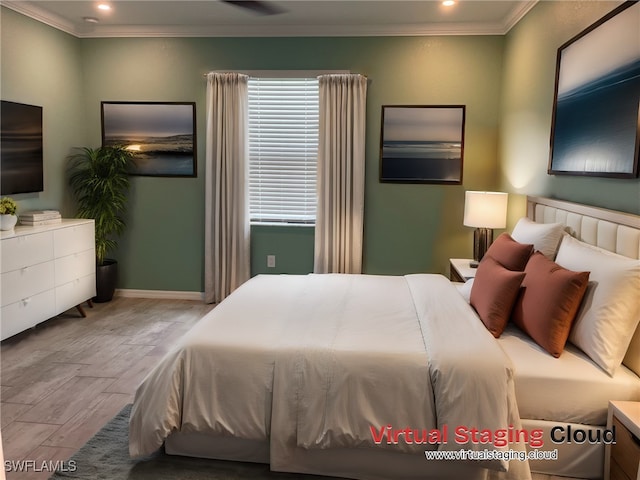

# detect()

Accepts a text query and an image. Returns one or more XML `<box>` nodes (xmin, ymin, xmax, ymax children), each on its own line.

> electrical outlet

<box><xmin>267</xmin><ymin>255</ymin><xmax>276</xmax><ymax>268</ymax></box>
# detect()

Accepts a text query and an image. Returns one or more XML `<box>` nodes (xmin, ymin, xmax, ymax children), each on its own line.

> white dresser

<box><xmin>0</xmin><ymin>219</ymin><xmax>96</xmax><ymax>341</ymax></box>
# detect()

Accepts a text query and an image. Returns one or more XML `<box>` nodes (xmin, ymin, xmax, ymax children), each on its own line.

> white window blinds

<box><xmin>248</xmin><ymin>77</ymin><xmax>319</xmax><ymax>224</ymax></box>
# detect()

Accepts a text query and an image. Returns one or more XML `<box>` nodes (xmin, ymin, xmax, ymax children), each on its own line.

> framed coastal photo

<box><xmin>101</xmin><ymin>102</ymin><xmax>197</xmax><ymax>177</ymax></box>
<box><xmin>379</xmin><ymin>105</ymin><xmax>465</xmax><ymax>184</ymax></box>
<box><xmin>548</xmin><ymin>1</ymin><xmax>639</xmax><ymax>178</ymax></box>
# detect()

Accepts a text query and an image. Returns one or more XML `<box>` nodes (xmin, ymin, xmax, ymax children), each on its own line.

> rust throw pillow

<box><xmin>470</xmin><ymin>256</ymin><xmax>526</xmax><ymax>338</ymax></box>
<box><xmin>483</xmin><ymin>233</ymin><xmax>533</xmax><ymax>271</ymax></box>
<box><xmin>512</xmin><ymin>252</ymin><xmax>590</xmax><ymax>358</ymax></box>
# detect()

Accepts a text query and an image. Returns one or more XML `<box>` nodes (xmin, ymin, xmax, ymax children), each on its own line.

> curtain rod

<box><xmin>202</xmin><ymin>70</ymin><xmax>358</xmax><ymax>78</ymax></box>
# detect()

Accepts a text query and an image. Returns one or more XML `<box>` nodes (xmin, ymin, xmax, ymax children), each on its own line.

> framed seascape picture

<box><xmin>101</xmin><ymin>102</ymin><xmax>197</xmax><ymax>177</ymax></box>
<box><xmin>379</xmin><ymin>105</ymin><xmax>465</xmax><ymax>184</ymax></box>
<box><xmin>548</xmin><ymin>1</ymin><xmax>640</xmax><ymax>178</ymax></box>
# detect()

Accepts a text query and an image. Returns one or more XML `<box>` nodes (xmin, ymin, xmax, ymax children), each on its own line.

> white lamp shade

<box><xmin>463</xmin><ymin>191</ymin><xmax>508</xmax><ymax>229</ymax></box>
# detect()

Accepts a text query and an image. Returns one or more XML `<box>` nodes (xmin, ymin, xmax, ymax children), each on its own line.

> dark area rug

<box><xmin>49</xmin><ymin>404</ymin><xmax>340</xmax><ymax>480</ymax></box>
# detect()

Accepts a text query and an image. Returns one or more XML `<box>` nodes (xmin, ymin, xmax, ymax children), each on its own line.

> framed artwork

<box><xmin>101</xmin><ymin>102</ymin><xmax>197</xmax><ymax>177</ymax></box>
<box><xmin>379</xmin><ymin>105</ymin><xmax>465</xmax><ymax>184</ymax></box>
<box><xmin>548</xmin><ymin>1</ymin><xmax>639</xmax><ymax>178</ymax></box>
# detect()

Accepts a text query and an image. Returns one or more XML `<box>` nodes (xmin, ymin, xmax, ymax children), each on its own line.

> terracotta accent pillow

<box><xmin>470</xmin><ymin>256</ymin><xmax>526</xmax><ymax>338</ymax></box>
<box><xmin>512</xmin><ymin>252</ymin><xmax>590</xmax><ymax>358</ymax></box>
<box><xmin>483</xmin><ymin>233</ymin><xmax>534</xmax><ymax>271</ymax></box>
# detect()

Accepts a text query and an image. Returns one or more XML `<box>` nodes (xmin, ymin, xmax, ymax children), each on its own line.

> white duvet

<box><xmin>129</xmin><ymin>274</ymin><xmax>529</xmax><ymax>478</ymax></box>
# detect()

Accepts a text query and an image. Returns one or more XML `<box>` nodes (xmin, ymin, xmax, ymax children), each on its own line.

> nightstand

<box><xmin>606</xmin><ymin>401</ymin><xmax>640</xmax><ymax>480</ymax></box>
<box><xmin>449</xmin><ymin>258</ymin><xmax>477</xmax><ymax>283</ymax></box>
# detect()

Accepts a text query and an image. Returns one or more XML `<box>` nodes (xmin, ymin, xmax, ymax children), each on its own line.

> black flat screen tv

<box><xmin>1</xmin><ymin>100</ymin><xmax>44</xmax><ymax>195</ymax></box>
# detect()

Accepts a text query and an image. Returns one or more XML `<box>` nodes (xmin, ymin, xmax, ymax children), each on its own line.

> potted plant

<box><xmin>0</xmin><ymin>197</ymin><xmax>18</xmax><ymax>231</ymax></box>
<box><xmin>68</xmin><ymin>145</ymin><xmax>135</xmax><ymax>302</ymax></box>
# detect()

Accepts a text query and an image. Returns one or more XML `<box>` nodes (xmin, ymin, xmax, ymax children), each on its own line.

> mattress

<box><xmin>498</xmin><ymin>325</ymin><xmax>640</xmax><ymax>425</ymax></box>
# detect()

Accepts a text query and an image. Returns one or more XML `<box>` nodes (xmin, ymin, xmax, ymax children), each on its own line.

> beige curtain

<box><xmin>204</xmin><ymin>72</ymin><xmax>250</xmax><ymax>303</ymax></box>
<box><xmin>314</xmin><ymin>74</ymin><xmax>368</xmax><ymax>274</ymax></box>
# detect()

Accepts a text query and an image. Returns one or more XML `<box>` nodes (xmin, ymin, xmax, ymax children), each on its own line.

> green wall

<box><xmin>251</xmin><ymin>225</ymin><xmax>314</xmax><ymax>276</ymax></box>
<box><xmin>2</xmin><ymin>27</ymin><xmax>503</xmax><ymax>291</ymax></box>
<box><xmin>11</xmin><ymin>3</ymin><xmax>637</xmax><ymax>294</ymax></box>
<box><xmin>0</xmin><ymin>8</ymin><xmax>85</xmax><ymax>216</ymax></box>
<box><xmin>66</xmin><ymin>34</ymin><xmax>505</xmax><ymax>290</ymax></box>
<box><xmin>499</xmin><ymin>0</ymin><xmax>640</xmax><ymax>224</ymax></box>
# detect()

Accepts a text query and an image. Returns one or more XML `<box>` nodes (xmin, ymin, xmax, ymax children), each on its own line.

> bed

<box><xmin>129</xmin><ymin>196</ymin><xmax>640</xmax><ymax>480</ymax></box>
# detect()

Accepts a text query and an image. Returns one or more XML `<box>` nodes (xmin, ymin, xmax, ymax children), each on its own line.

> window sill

<box><xmin>250</xmin><ymin>222</ymin><xmax>315</xmax><ymax>228</ymax></box>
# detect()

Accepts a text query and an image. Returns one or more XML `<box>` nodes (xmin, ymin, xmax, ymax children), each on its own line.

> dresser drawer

<box><xmin>54</xmin><ymin>222</ymin><xmax>95</xmax><ymax>258</ymax></box>
<box><xmin>1</xmin><ymin>261</ymin><xmax>55</xmax><ymax>307</ymax></box>
<box><xmin>55</xmin><ymin>249</ymin><xmax>95</xmax><ymax>286</ymax></box>
<box><xmin>1</xmin><ymin>231</ymin><xmax>54</xmax><ymax>273</ymax></box>
<box><xmin>611</xmin><ymin>416</ymin><xmax>640</xmax><ymax>480</ymax></box>
<box><xmin>1</xmin><ymin>289</ymin><xmax>56</xmax><ymax>340</ymax></box>
<box><xmin>55</xmin><ymin>274</ymin><xmax>96</xmax><ymax>314</ymax></box>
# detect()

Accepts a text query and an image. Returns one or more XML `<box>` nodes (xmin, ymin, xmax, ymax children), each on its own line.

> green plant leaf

<box><xmin>67</xmin><ymin>145</ymin><xmax>135</xmax><ymax>265</ymax></box>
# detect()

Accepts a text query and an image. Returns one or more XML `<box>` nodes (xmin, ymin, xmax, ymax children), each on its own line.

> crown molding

<box><xmin>502</xmin><ymin>0</ymin><xmax>538</xmax><ymax>33</ymax></box>
<box><xmin>70</xmin><ymin>22</ymin><xmax>513</xmax><ymax>39</ymax></box>
<box><xmin>1</xmin><ymin>1</ymin><xmax>538</xmax><ymax>38</ymax></box>
<box><xmin>2</xmin><ymin>1</ymin><xmax>76</xmax><ymax>36</ymax></box>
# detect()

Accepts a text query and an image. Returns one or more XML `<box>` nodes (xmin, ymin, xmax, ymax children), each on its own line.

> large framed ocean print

<box><xmin>101</xmin><ymin>102</ymin><xmax>197</xmax><ymax>177</ymax></box>
<box><xmin>548</xmin><ymin>1</ymin><xmax>640</xmax><ymax>178</ymax></box>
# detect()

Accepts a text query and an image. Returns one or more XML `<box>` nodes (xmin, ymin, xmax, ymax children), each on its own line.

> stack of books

<box><xmin>19</xmin><ymin>210</ymin><xmax>62</xmax><ymax>226</ymax></box>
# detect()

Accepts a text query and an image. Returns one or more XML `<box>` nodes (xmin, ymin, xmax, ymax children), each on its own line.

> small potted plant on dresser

<box><xmin>0</xmin><ymin>197</ymin><xmax>18</xmax><ymax>231</ymax></box>
<box><xmin>68</xmin><ymin>145</ymin><xmax>135</xmax><ymax>302</ymax></box>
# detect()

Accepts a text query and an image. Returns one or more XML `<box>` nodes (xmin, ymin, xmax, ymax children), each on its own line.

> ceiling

<box><xmin>2</xmin><ymin>0</ymin><xmax>538</xmax><ymax>38</ymax></box>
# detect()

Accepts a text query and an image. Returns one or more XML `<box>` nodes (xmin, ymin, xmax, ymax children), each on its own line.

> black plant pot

<box><xmin>95</xmin><ymin>259</ymin><xmax>118</xmax><ymax>303</ymax></box>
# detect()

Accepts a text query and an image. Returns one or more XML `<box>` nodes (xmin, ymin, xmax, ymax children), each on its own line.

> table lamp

<box><xmin>463</xmin><ymin>191</ymin><xmax>508</xmax><ymax>266</ymax></box>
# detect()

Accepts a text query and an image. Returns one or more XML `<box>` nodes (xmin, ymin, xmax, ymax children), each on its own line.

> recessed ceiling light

<box><xmin>442</xmin><ymin>0</ymin><xmax>455</xmax><ymax>6</ymax></box>
<box><xmin>97</xmin><ymin>3</ymin><xmax>111</xmax><ymax>11</ymax></box>
<box><xmin>83</xmin><ymin>16</ymin><xmax>99</xmax><ymax>23</ymax></box>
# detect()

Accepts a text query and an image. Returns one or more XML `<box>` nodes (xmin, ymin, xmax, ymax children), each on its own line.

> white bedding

<box><xmin>457</xmin><ymin>280</ymin><xmax>640</xmax><ymax>426</ymax></box>
<box><xmin>130</xmin><ymin>273</ymin><xmax>530</xmax><ymax>479</ymax></box>
<box><xmin>499</xmin><ymin>325</ymin><xmax>640</xmax><ymax>425</ymax></box>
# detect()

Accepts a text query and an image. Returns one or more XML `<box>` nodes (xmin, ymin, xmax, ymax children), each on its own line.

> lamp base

<box><xmin>473</xmin><ymin>228</ymin><xmax>494</xmax><ymax>262</ymax></box>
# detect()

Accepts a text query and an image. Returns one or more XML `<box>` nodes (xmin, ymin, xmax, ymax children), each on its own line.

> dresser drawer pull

<box><xmin>22</xmin><ymin>297</ymin><xmax>32</xmax><ymax>306</ymax></box>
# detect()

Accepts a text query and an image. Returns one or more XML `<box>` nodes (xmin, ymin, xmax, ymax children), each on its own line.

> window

<box><xmin>248</xmin><ymin>77</ymin><xmax>319</xmax><ymax>224</ymax></box>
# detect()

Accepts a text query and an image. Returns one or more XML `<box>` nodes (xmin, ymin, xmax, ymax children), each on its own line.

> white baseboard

<box><xmin>114</xmin><ymin>289</ymin><xmax>204</xmax><ymax>301</ymax></box>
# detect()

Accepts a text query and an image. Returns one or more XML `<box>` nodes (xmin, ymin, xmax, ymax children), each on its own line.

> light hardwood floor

<box><xmin>0</xmin><ymin>296</ymin><xmax>214</xmax><ymax>480</ymax></box>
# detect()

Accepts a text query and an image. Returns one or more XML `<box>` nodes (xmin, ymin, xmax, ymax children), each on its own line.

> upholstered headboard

<box><xmin>526</xmin><ymin>196</ymin><xmax>640</xmax><ymax>375</ymax></box>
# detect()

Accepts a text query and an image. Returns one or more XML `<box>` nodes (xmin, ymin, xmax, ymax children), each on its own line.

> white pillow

<box><xmin>456</xmin><ymin>278</ymin><xmax>474</xmax><ymax>303</ymax></box>
<box><xmin>555</xmin><ymin>234</ymin><xmax>640</xmax><ymax>376</ymax></box>
<box><xmin>511</xmin><ymin>217</ymin><xmax>565</xmax><ymax>259</ymax></box>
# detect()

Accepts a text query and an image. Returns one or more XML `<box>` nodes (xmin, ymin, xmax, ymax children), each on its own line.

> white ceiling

<box><xmin>1</xmin><ymin>0</ymin><xmax>538</xmax><ymax>38</ymax></box>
